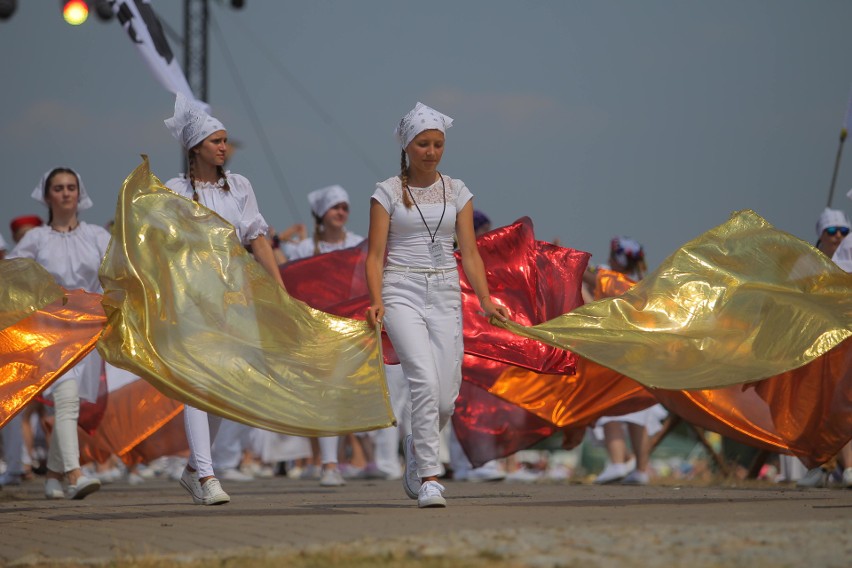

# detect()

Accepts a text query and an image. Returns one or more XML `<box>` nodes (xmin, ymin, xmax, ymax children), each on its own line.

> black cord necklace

<box><xmin>406</xmin><ymin>174</ymin><xmax>447</xmax><ymax>244</ymax></box>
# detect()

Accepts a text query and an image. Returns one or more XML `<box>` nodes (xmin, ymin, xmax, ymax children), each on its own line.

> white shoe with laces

<box><xmin>796</xmin><ymin>467</ymin><xmax>828</xmax><ymax>489</ymax></box>
<box><xmin>319</xmin><ymin>468</ymin><xmax>346</xmax><ymax>487</ymax></box>
<box><xmin>179</xmin><ymin>467</ymin><xmax>203</xmax><ymax>504</ymax></box>
<box><xmin>402</xmin><ymin>434</ymin><xmax>420</xmax><ymax>499</ymax></box>
<box><xmin>66</xmin><ymin>475</ymin><xmax>101</xmax><ymax>500</ymax></box>
<box><xmin>417</xmin><ymin>480</ymin><xmax>446</xmax><ymax>508</ymax></box>
<box><xmin>594</xmin><ymin>462</ymin><xmax>629</xmax><ymax>485</ymax></box>
<box><xmin>200</xmin><ymin>478</ymin><xmax>230</xmax><ymax>506</ymax></box>
<box><xmin>44</xmin><ymin>478</ymin><xmax>65</xmax><ymax>500</ymax></box>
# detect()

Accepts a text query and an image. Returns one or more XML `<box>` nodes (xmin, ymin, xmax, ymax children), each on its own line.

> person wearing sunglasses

<box><xmin>814</xmin><ymin>207</ymin><xmax>851</xmax><ymax>259</ymax></box>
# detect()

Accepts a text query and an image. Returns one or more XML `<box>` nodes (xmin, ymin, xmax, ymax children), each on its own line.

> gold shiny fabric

<box><xmin>0</xmin><ymin>289</ymin><xmax>105</xmax><ymax>429</ymax></box>
<box><xmin>0</xmin><ymin>258</ymin><xmax>64</xmax><ymax>330</ymax></box>
<box><xmin>98</xmin><ymin>157</ymin><xmax>394</xmax><ymax>436</ymax></box>
<box><xmin>496</xmin><ymin>210</ymin><xmax>852</xmax><ymax>389</ymax></box>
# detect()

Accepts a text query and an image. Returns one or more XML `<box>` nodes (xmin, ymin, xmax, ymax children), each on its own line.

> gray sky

<box><xmin>2</xmin><ymin>1</ymin><xmax>852</xmax><ymax>268</ymax></box>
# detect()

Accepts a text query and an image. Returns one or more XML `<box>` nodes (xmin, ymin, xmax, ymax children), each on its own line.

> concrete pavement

<box><xmin>1</xmin><ymin>476</ymin><xmax>851</xmax><ymax>566</ymax></box>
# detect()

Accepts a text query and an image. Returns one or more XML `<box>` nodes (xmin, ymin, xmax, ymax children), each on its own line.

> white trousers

<box><xmin>382</xmin><ymin>269</ymin><xmax>463</xmax><ymax>478</ymax></box>
<box><xmin>46</xmin><ymin>380</ymin><xmax>80</xmax><ymax>474</ymax></box>
<box><xmin>319</xmin><ymin>436</ymin><xmax>339</xmax><ymax>465</ymax></box>
<box><xmin>184</xmin><ymin>405</ymin><xmax>222</xmax><ymax>478</ymax></box>
<box><xmin>1</xmin><ymin>413</ymin><xmax>24</xmax><ymax>476</ymax></box>
<box><xmin>211</xmin><ymin>418</ymin><xmax>252</xmax><ymax>471</ymax></box>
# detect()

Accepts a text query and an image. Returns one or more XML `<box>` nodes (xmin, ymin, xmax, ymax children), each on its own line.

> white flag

<box><xmin>110</xmin><ymin>0</ymin><xmax>207</xmax><ymax>110</ymax></box>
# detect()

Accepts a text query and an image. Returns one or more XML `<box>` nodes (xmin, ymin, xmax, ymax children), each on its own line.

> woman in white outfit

<box><xmin>164</xmin><ymin>93</ymin><xmax>285</xmax><ymax>506</ymax></box>
<box><xmin>584</xmin><ymin>236</ymin><xmax>667</xmax><ymax>485</ymax></box>
<box><xmin>287</xmin><ymin>184</ymin><xmax>363</xmax><ymax>487</ymax></box>
<box><xmin>9</xmin><ymin>167</ymin><xmax>109</xmax><ymax>500</ymax></box>
<box><xmin>365</xmin><ymin>102</ymin><xmax>509</xmax><ymax>508</ymax></box>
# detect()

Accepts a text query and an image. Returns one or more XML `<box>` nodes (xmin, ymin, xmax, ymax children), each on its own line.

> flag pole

<box><xmin>827</xmin><ymin>128</ymin><xmax>847</xmax><ymax>208</ymax></box>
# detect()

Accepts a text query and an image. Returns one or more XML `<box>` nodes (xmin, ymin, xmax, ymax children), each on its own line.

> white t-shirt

<box><xmin>371</xmin><ymin>174</ymin><xmax>473</xmax><ymax>269</ymax></box>
<box><xmin>165</xmin><ymin>172</ymin><xmax>269</xmax><ymax>246</ymax></box>
<box><xmin>9</xmin><ymin>222</ymin><xmax>111</xmax><ymax>293</ymax></box>
<box><xmin>289</xmin><ymin>232</ymin><xmax>364</xmax><ymax>261</ymax></box>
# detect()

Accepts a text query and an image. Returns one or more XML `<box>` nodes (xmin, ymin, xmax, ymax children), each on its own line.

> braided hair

<box><xmin>187</xmin><ymin>148</ymin><xmax>231</xmax><ymax>202</ymax></box>
<box><xmin>400</xmin><ymin>149</ymin><xmax>413</xmax><ymax>209</ymax></box>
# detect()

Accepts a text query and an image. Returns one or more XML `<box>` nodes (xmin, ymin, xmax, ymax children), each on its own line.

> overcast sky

<box><xmin>2</xmin><ymin>1</ymin><xmax>852</xmax><ymax>267</ymax></box>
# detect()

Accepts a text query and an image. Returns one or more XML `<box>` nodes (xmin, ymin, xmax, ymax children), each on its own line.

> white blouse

<box><xmin>9</xmin><ymin>222</ymin><xmax>111</xmax><ymax>293</ymax></box>
<box><xmin>165</xmin><ymin>172</ymin><xmax>269</xmax><ymax>246</ymax></box>
<box><xmin>371</xmin><ymin>174</ymin><xmax>473</xmax><ymax>269</ymax></box>
<box><xmin>289</xmin><ymin>232</ymin><xmax>364</xmax><ymax>260</ymax></box>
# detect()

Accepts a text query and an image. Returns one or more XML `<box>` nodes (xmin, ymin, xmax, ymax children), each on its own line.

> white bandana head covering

<box><xmin>308</xmin><ymin>185</ymin><xmax>350</xmax><ymax>219</ymax></box>
<box><xmin>394</xmin><ymin>102</ymin><xmax>453</xmax><ymax>150</ymax></box>
<box><xmin>164</xmin><ymin>92</ymin><xmax>226</xmax><ymax>150</ymax></box>
<box><xmin>31</xmin><ymin>167</ymin><xmax>93</xmax><ymax>211</ymax></box>
<box><xmin>816</xmin><ymin>207</ymin><xmax>851</xmax><ymax>237</ymax></box>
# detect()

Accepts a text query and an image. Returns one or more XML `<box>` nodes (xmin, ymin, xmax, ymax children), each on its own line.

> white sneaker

<box><xmin>319</xmin><ymin>468</ymin><xmax>346</xmax><ymax>487</ymax></box>
<box><xmin>200</xmin><ymin>478</ymin><xmax>230</xmax><ymax>505</ymax></box>
<box><xmin>796</xmin><ymin>467</ymin><xmax>828</xmax><ymax>488</ymax></box>
<box><xmin>842</xmin><ymin>467</ymin><xmax>852</xmax><ymax>489</ymax></box>
<box><xmin>505</xmin><ymin>466</ymin><xmax>543</xmax><ymax>483</ymax></box>
<box><xmin>44</xmin><ymin>478</ymin><xmax>65</xmax><ymax>500</ymax></box>
<box><xmin>465</xmin><ymin>462</ymin><xmax>506</xmax><ymax>482</ymax></box>
<box><xmin>621</xmin><ymin>469</ymin><xmax>649</xmax><ymax>485</ymax></box>
<box><xmin>402</xmin><ymin>434</ymin><xmax>420</xmax><ymax>499</ymax></box>
<box><xmin>594</xmin><ymin>462</ymin><xmax>629</xmax><ymax>485</ymax></box>
<box><xmin>418</xmin><ymin>480</ymin><xmax>446</xmax><ymax>508</ymax></box>
<box><xmin>179</xmin><ymin>468</ymin><xmax>203</xmax><ymax>504</ymax></box>
<box><xmin>219</xmin><ymin>468</ymin><xmax>254</xmax><ymax>482</ymax></box>
<box><xmin>66</xmin><ymin>476</ymin><xmax>101</xmax><ymax>500</ymax></box>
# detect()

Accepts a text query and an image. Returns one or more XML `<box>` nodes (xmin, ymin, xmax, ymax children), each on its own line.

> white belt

<box><xmin>385</xmin><ymin>264</ymin><xmax>457</xmax><ymax>275</ymax></box>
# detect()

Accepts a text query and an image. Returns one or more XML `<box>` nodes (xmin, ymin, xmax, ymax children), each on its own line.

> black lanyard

<box><xmin>406</xmin><ymin>174</ymin><xmax>447</xmax><ymax>243</ymax></box>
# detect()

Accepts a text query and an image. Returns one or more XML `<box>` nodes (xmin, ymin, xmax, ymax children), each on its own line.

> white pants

<box><xmin>382</xmin><ymin>269</ymin><xmax>463</xmax><ymax>478</ymax></box>
<box><xmin>184</xmin><ymin>405</ymin><xmax>222</xmax><ymax>478</ymax></box>
<box><xmin>46</xmin><ymin>380</ymin><xmax>80</xmax><ymax>474</ymax></box>
<box><xmin>319</xmin><ymin>436</ymin><xmax>338</xmax><ymax>465</ymax></box>
<box><xmin>1</xmin><ymin>413</ymin><xmax>24</xmax><ymax>476</ymax></box>
<box><xmin>211</xmin><ymin>419</ymin><xmax>252</xmax><ymax>471</ymax></box>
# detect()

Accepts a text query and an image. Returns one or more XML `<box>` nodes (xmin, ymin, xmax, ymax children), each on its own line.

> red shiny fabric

<box><xmin>281</xmin><ymin>217</ymin><xmax>589</xmax><ymax>374</ymax></box>
<box><xmin>453</xmin><ymin>355</ymin><xmax>557</xmax><ymax>467</ymax></box>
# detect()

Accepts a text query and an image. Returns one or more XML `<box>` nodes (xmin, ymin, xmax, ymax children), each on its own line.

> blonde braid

<box><xmin>188</xmin><ymin>153</ymin><xmax>199</xmax><ymax>201</ymax></box>
<box><xmin>400</xmin><ymin>149</ymin><xmax>413</xmax><ymax>209</ymax></box>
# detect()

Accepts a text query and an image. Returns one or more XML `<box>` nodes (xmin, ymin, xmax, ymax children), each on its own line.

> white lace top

<box><xmin>289</xmin><ymin>231</ymin><xmax>364</xmax><ymax>260</ymax></box>
<box><xmin>371</xmin><ymin>174</ymin><xmax>473</xmax><ymax>269</ymax></box>
<box><xmin>165</xmin><ymin>172</ymin><xmax>269</xmax><ymax>245</ymax></box>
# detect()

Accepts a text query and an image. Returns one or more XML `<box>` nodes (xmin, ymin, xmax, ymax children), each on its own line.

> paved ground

<box><xmin>1</xmin><ymin>476</ymin><xmax>851</xmax><ymax>566</ymax></box>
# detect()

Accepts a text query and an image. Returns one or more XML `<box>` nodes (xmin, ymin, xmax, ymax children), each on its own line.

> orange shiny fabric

<box><xmin>79</xmin><ymin>378</ymin><xmax>184</xmax><ymax>466</ymax></box>
<box><xmin>593</xmin><ymin>268</ymin><xmax>636</xmax><ymax>300</ymax></box>
<box><xmin>488</xmin><ymin>358</ymin><xmax>657</xmax><ymax>429</ymax></box>
<box><xmin>655</xmin><ymin>339</ymin><xmax>852</xmax><ymax>468</ymax></box>
<box><xmin>0</xmin><ymin>289</ymin><xmax>105</xmax><ymax>429</ymax></box>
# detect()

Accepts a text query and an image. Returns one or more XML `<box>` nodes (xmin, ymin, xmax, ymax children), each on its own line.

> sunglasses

<box><xmin>824</xmin><ymin>226</ymin><xmax>850</xmax><ymax>237</ymax></box>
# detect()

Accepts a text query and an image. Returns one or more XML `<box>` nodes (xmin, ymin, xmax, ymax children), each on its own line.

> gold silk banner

<box><xmin>97</xmin><ymin>157</ymin><xmax>394</xmax><ymax>436</ymax></box>
<box><xmin>0</xmin><ymin>289</ymin><xmax>105</xmax><ymax>429</ymax></box>
<box><xmin>496</xmin><ymin>210</ymin><xmax>852</xmax><ymax>389</ymax></box>
<box><xmin>0</xmin><ymin>258</ymin><xmax>64</xmax><ymax>330</ymax></box>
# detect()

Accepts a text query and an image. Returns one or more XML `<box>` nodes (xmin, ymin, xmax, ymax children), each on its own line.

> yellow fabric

<box><xmin>495</xmin><ymin>210</ymin><xmax>852</xmax><ymax>389</ymax></box>
<box><xmin>0</xmin><ymin>258</ymin><xmax>64</xmax><ymax>330</ymax></box>
<box><xmin>98</xmin><ymin>157</ymin><xmax>394</xmax><ymax>436</ymax></box>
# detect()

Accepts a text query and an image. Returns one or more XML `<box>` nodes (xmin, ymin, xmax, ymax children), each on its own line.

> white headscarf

<box><xmin>816</xmin><ymin>207</ymin><xmax>851</xmax><ymax>237</ymax></box>
<box><xmin>31</xmin><ymin>167</ymin><xmax>93</xmax><ymax>211</ymax></box>
<box><xmin>394</xmin><ymin>102</ymin><xmax>453</xmax><ymax>149</ymax></box>
<box><xmin>308</xmin><ymin>185</ymin><xmax>350</xmax><ymax>219</ymax></box>
<box><xmin>164</xmin><ymin>92</ymin><xmax>226</xmax><ymax>150</ymax></box>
